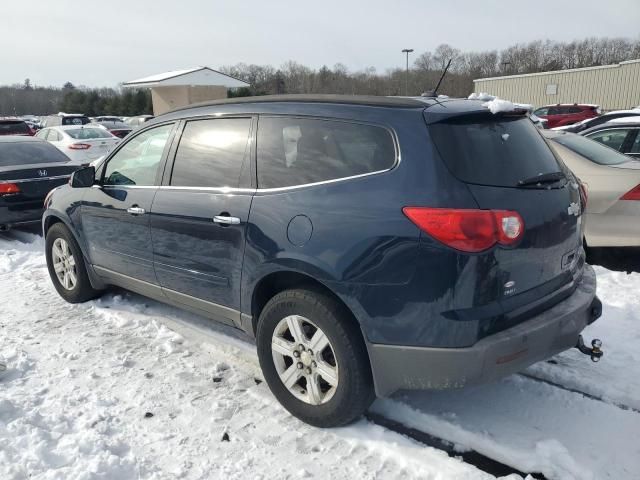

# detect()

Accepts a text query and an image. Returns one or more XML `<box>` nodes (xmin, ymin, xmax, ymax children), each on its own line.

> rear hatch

<box><xmin>426</xmin><ymin>109</ymin><xmax>585</xmax><ymax>329</ymax></box>
<box><xmin>0</xmin><ymin>141</ymin><xmax>78</xmax><ymax>200</ymax></box>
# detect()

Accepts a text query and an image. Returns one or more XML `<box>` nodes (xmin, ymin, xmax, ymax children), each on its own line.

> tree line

<box><xmin>1</xmin><ymin>36</ymin><xmax>638</xmax><ymax>116</ymax></box>
<box><xmin>0</xmin><ymin>81</ymin><xmax>152</xmax><ymax>117</ymax></box>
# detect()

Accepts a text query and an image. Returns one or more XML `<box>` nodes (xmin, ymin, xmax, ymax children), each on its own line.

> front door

<box><xmin>150</xmin><ymin>117</ymin><xmax>254</xmax><ymax>325</ymax></box>
<box><xmin>81</xmin><ymin>123</ymin><xmax>176</xmax><ymax>284</ymax></box>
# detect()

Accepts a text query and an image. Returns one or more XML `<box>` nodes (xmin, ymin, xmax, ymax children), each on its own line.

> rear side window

<box><xmin>0</xmin><ymin>121</ymin><xmax>30</xmax><ymax>135</ymax></box>
<box><xmin>257</xmin><ymin>117</ymin><xmax>396</xmax><ymax>189</ymax></box>
<box><xmin>0</xmin><ymin>141</ymin><xmax>69</xmax><ymax>166</ymax></box>
<box><xmin>587</xmin><ymin>129</ymin><xmax>630</xmax><ymax>151</ymax></box>
<box><xmin>552</xmin><ymin>133</ymin><xmax>628</xmax><ymax>165</ymax></box>
<box><xmin>429</xmin><ymin>116</ymin><xmax>561</xmax><ymax>187</ymax></box>
<box><xmin>170</xmin><ymin>118</ymin><xmax>252</xmax><ymax>188</ymax></box>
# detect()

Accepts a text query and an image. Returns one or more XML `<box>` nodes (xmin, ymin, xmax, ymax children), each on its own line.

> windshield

<box><xmin>551</xmin><ymin>133</ymin><xmax>629</xmax><ymax>166</ymax></box>
<box><xmin>66</xmin><ymin>128</ymin><xmax>114</xmax><ymax>140</ymax></box>
<box><xmin>429</xmin><ymin>116</ymin><xmax>562</xmax><ymax>187</ymax></box>
<box><xmin>0</xmin><ymin>141</ymin><xmax>70</xmax><ymax>167</ymax></box>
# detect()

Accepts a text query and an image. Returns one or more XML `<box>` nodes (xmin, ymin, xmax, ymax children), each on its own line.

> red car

<box><xmin>533</xmin><ymin>104</ymin><xmax>600</xmax><ymax>128</ymax></box>
<box><xmin>0</xmin><ymin>119</ymin><xmax>35</xmax><ymax>136</ymax></box>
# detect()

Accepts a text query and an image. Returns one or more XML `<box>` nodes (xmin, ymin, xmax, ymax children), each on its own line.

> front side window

<box><xmin>630</xmin><ymin>130</ymin><xmax>640</xmax><ymax>154</ymax></box>
<box><xmin>103</xmin><ymin>124</ymin><xmax>173</xmax><ymax>186</ymax></box>
<box><xmin>257</xmin><ymin>117</ymin><xmax>396</xmax><ymax>189</ymax></box>
<box><xmin>587</xmin><ymin>129</ymin><xmax>630</xmax><ymax>152</ymax></box>
<box><xmin>534</xmin><ymin>108</ymin><xmax>549</xmax><ymax>116</ymax></box>
<box><xmin>170</xmin><ymin>118</ymin><xmax>251</xmax><ymax>188</ymax></box>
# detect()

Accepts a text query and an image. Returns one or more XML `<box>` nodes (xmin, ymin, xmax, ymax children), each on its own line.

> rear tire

<box><xmin>45</xmin><ymin>223</ymin><xmax>101</xmax><ymax>303</ymax></box>
<box><xmin>256</xmin><ymin>288</ymin><xmax>374</xmax><ymax>427</ymax></box>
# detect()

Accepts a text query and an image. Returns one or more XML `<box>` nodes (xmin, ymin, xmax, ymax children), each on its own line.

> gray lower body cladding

<box><xmin>369</xmin><ymin>264</ymin><xmax>599</xmax><ymax>397</ymax></box>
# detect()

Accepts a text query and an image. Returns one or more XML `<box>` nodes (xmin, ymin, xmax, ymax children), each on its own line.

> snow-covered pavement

<box><xmin>1</xmin><ymin>231</ymin><xmax>639</xmax><ymax>479</ymax></box>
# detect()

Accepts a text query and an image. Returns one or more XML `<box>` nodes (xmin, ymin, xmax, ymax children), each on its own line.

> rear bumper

<box><xmin>369</xmin><ymin>264</ymin><xmax>600</xmax><ymax>396</ymax></box>
<box><xmin>0</xmin><ymin>205</ymin><xmax>44</xmax><ymax>228</ymax></box>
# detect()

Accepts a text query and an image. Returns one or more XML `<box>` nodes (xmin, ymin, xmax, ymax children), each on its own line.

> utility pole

<box><xmin>402</xmin><ymin>48</ymin><xmax>414</xmax><ymax>96</ymax></box>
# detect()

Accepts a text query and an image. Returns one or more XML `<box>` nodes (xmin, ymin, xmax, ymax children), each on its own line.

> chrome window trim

<box><xmin>0</xmin><ymin>174</ymin><xmax>71</xmax><ymax>184</ymax></box>
<box><xmin>255</xmin><ymin>168</ymin><xmax>395</xmax><ymax>193</ymax></box>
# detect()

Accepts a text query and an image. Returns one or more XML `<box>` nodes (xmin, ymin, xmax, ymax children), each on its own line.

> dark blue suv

<box><xmin>43</xmin><ymin>95</ymin><xmax>601</xmax><ymax>427</ymax></box>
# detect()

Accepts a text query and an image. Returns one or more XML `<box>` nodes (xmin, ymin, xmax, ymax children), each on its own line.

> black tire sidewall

<box><xmin>45</xmin><ymin>223</ymin><xmax>97</xmax><ymax>303</ymax></box>
<box><xmin>256</xmin><ymin>289</ymin><xmax>373</xmax><ymax>427</ymax></box>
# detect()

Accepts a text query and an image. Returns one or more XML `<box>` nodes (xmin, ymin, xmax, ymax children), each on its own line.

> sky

<box><xmin>2</xmin><ymin>0</ymin><xmax>639</xmax><ymax>87</ymax></box>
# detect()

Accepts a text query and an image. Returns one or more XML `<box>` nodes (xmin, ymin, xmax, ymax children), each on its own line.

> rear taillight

<box><xmin>578</xmin><ymin>180</ymin><xmax>588</xmax><ymax>207</ymax></box>
<box><xmin>0</xmin><ymin>183</ymin><xmax>21</xmax><ymax>196</ymax></box>
<box><xmin>621</xmin><ymin>184</ymin><xmax>640</xmax><ymax>201</ymax></box>
<box><xmin>69</xmin><ymin>143</ymin><xmax>91</xmax><ymax>150</ymax></box>
<box><xmin>402</xmin><ymin>207</ymin><xmax>524</xmax><ymax>253</ymax></box>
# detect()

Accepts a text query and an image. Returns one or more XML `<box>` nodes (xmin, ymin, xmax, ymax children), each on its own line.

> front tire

<box><xmin>256</xmin><ymin>288</ymin><xmax>374</xmax><ymax>427</ymax></box>
<box><xmin>45</xmin><ymin>223</ymin><xmax>101</xmax><ymax>303</ymax></box>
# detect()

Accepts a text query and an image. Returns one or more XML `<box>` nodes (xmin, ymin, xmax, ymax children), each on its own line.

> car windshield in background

<box><xmin>0</xmin><ymin>141</ymin><xmax>69</xmax><ymax>167</ymax></box>
<box><xmin>552</xmin><ymin>133</ymin><xmax>629</xmax><ymax>165</ymax></box>
<box><xmin>0</xmin><ymin>121</ymin><xmax>30</xmax><ymax>135</ymax></box>
<box><xmin>66</xmin><ymin>128</ymin><xmax>114</xmax><ymax>140</ymax></box>
<box><xmin>61</xmin><ymin>116</ymin><xmax>90</xmax><ymax>126</ymax></box>
<box><xmin>429</xmin><ymin>116</ymin><xmax>562</xmax><ymax>187</ymax></box>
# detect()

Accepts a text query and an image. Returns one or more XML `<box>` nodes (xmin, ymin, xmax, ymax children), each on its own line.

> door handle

<box><xmin>213</xmin><ymin>215</ymin><xmax>241</xmax><ymax>225</ymax></box>
<box><xmin>127</xmin><ymin>206</ymin><xmax>146</xmax><ymax>215</ymax></box>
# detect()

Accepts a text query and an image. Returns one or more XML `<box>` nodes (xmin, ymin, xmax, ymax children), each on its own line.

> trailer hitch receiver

<box><xmin>575</xmin><ymin>335</ymin><xmax>603</xmax><ymax>362</ymax></box>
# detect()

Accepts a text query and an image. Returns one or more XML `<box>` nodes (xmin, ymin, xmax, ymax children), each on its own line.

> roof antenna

<box><xmin>422</xmin><ymin>58</ymin><xmax>452</xmax><ymax>97</ymax></box>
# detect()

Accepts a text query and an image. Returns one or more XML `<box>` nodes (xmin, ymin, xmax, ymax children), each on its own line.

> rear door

<box><xmin>80</xmin><ymin>122</ymin><xmax>176</xmax><ymax>283</ymax></box>
<box><xmin>428</xmin><ymin>114</ymin><xmax>584</xmax><ymax>307</ymax></box>
<box><xmin>149</xmin><ymin>116</ymin><xmax>255</xmax><ymax>325</ymax></box>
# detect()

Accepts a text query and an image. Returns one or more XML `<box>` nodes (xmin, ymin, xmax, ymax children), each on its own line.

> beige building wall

<box><xmin>151</xmin><ymin>85</ymin><xmax>228</xmax><ymax>115</ymax></box>
<box><xmin>474</xmin><ymin>59</ymin><xmax>640</xmax><ymax>111</ymax></box>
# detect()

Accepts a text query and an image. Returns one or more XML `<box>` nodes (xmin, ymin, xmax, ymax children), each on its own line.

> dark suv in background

<box><xmin>533</xmin><ymin>104</ymin><xmax>600</xmax><ymax>128</ymax></box>
<box><xmin>42</xmin><ymin>95</ymin><xmax>601</xmax><ymax>427</ymax></box>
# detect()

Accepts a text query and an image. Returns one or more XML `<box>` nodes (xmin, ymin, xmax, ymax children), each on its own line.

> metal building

<box><xmin>474</xmin><ymin>59</ymin><xmax>640</xmax><ymax>111</ymax></box>
<box><xmin>123</xmin><ymin>67</ymin><xmax>250</xmax><ymax>115</ymax></box>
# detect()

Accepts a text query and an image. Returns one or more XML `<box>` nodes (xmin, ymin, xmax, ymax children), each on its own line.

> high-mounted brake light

<box><xmin>0</xmin><ymin>183</ymin><xmax>21</xmax><ymax>196</ymax></box>
<box><xmin>402</xmin><ymin>207</ymin><xmax>524</xmax><ymax>253</ymax></box>
<box><xmin>621</xmin><ymin>184</ymin><xmax>640</xmax><ymax>201</ymax></box>
<box><xmin>69</xmin><ymin>143</ymin><xmax>91</xmax><ymax>150</ymax></box>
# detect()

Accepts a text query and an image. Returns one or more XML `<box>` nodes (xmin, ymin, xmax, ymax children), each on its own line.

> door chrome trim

<box><xmin>213</xmin><ymin>215</ymin><xmax>241</xmax><ymax>225</ymax></box>
<box><xmin>93</xmin><ymin>265</ymin><xmax>242</xmax><ymax>326</ymax></box>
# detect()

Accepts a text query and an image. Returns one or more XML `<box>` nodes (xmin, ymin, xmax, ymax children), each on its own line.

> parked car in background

<box><xmin>580</xmin><ymin>117</ymin><xmax>640</xmax><ymax>159</ymax></box>
<box><xmin>36</xmin><ymin>125</ymin><xmax>120</xmax><ymax>165</ymax></box>
<box><xmin>43</xmin><ymin>95</ymin><xmax>601</xmax><ymax>427</ymax></box>
<box><xmin>544</xmin><ymin>130</ymin><xmax>640</xmax><ymax>247</ymax></box>
<box><xmin>533</xmin><ymin>104</ymin><xmax>600</xmax><ymax>128</ymax></box>
<box><xmin>94</xmin><ymin>121</ymin><xmax>132</xmax><ymax>139</ymax></box>
<box><xmin>125</xmin><ymin>115</ymin><xmax>154</xmax><ymax>127</ymax></box>
<box><xmin>0</xmin><ymin>137</ymin><xmax>78</xmax><ymax>230</ymax></box>
<box><xmin>43</xmin><ymin>113</ymin><xmax>91</xmax><ymax>128</ymax></box>
<box><xmin>553</xmin><ymin>109</ymin><xmax>640</xmax><ymax>133</ymax></box>
<box><xmin>94</xmin><ymin>116</ymin><xmax>123</xmax><ymax>123</ymax></box>
<box><xmin>0</xmin><ymin>119</ymin><xmax>35</xmax><ymax>136</ymax></box>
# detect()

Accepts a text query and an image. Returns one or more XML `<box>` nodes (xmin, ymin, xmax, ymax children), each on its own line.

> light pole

<box><xmin>402</xmin><ymin>48</ymin><xmax>414</xmax><ymax>96</ymax></box>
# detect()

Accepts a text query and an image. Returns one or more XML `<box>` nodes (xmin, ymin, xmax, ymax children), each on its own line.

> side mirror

<box><xmin>70</xmin><ymin>166</ymin><xmax>96</xmax><ymax>188</ymax></box>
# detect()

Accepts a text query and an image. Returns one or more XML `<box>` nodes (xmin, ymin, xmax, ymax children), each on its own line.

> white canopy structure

<box><xmin>123</xmin><ymin>67</ymin><xmax>250</xmax><ymax>115</ymax></box>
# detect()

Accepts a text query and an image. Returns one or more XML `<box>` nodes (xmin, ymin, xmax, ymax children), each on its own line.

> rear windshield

<box><xmin>0</xmin><ymin>141</ymin><xmax>70</xmax><ymax>167</ymax></box>
<box><xmin>429</xmin><ymin>116</ymin><xmax>562</xmax><ymax>187</ymax></box>
<box><xmin>67</xmin><ymin>128</ymin><xmax>114</xmax><ymax>139</ymax></box>
<box><xmin>61</xmin><ymin>116</ymin><xmax>90</xmax><ymax>126</ymax></box>
<box><xmin>551</xmin><ymin>133</ymin><xmax>629</xmax><ymax>165</ymax></box>
<box><xmin>0</xmin><ymin>121</ymin><xmax>30</xmax><ymax>135</ymax></box>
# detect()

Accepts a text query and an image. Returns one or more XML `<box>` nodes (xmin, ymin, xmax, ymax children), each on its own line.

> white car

<box><xmin>35</xmin><ymin>125</ymin><xmax>120</xmax><ymax>165</ymax></box>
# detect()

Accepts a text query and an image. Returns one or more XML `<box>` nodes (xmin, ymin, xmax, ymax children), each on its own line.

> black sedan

<box><xmin>0</xmin><ymin>137</ymin><xmax>80</xmax><ymax>230</ymax></box>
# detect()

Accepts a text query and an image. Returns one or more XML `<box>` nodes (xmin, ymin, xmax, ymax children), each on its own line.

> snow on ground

<box><xmin>1</xmin><ymin>231</ymin><xmax>639</xmax><ymax>480</ymax></box>
<box><xmin>0</xmin><ymin>233</ymin><xmax>500</xmax><ymax>480</ymax></box>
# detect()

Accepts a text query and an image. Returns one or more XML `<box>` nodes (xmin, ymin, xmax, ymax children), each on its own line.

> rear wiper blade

<box><xmin>517</xmin><ymin>171</ymin><xmax>566</xmax><ymax>187</ymax></box>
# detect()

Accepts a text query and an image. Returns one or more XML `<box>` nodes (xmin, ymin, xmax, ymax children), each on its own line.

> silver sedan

<box><xmin>544</xmin><ymin>130</ymin><xmax>640</xmax><ymax>247</ymax></box>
